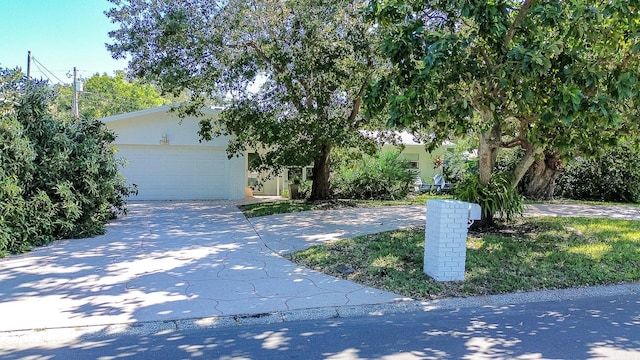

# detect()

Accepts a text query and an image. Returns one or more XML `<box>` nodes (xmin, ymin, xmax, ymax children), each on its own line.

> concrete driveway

<box><xmin>2</xmin><ymin>200</ymin><xmax>639</xmax><ymax>340</ymax></box>
<box><xmin>250</xmin><ymin>205</ymin><xmax>425</xmax><ymax>254</ymax></box>
<box><xmin>0</xmin><ymin>201</ymin><xmax>405</xmax><ymax>334</ymax></box>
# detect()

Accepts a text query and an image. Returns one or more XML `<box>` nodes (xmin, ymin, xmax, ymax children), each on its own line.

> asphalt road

<box><xmin>3</xmin><ymin>293</ymin><xmax>638</xmax><ymax>360</ymax></box>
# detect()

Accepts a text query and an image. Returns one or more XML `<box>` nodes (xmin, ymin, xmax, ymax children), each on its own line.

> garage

<box><xmin>116</xmin><ymin>145</ymin><xmax>230</xmax><ymax>200</ymax></box>
<box><xmin>102</xmin><ymin>106</ymin><xmax>246</xmax><ymax>200</ymax></box>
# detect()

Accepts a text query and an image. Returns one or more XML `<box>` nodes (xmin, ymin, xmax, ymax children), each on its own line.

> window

<box><xmin>304</xmin><ymin>166</ymin><xmax>314</xmax><ymax>181</ymax></box>
<box><xmin>247</xmin><ymin>153</ymin><xmax>259</xmax><ymax>188</ymax></box>
<box><xmin>400</xmin><ymin>154</ymin><xmax>419</xmax><ymax>169</ymax></box>
<box><xmin>288</xmin><ymin>167</ymin><xmax>303</xmax><ymax>182</ymax></box>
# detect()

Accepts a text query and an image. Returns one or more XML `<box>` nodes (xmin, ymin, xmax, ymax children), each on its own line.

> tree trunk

<box><xmin>309</xmin><ymin>144</ymin><xmax>332</xmax><ymax>201</ymax></box>
<box><xmin>511</xmin><ymin>143</ymin><xmax>543</xmax><ymax>187</ymax></box>
<box><xmin>477</xmin><ymin>131</ymin><xmax>498</xmax><ymax>186</ymax></box>
<box><xmin>524</xmin><ymin>150</ymin><xmax>563</xmax><ymax>200</ymax></box>
<box><xmin>476</xmin><ymin>129</ymin><xmax>500</xmax><ymax>227</ymax></box>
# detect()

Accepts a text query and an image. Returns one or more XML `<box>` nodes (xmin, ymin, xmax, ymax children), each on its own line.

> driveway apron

<box><xmin>2</xmin><ymin>201</ymin><xmax>638</xmax><ymax>334</ymax></box>
<box><xmin>249</xmin><ymin>205</ymin><xmax>426</xmax><ymax>254</ymax></box>
<box><xmin>0</xmin><ymin>202</ymin><xmax>403</xmax><ymax>333</ymax></box>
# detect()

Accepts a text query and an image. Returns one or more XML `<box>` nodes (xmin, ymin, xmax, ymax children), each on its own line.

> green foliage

<box><xmin>239</xmin><ymin>200</ymin><xmax>315</xmax><ymax>218</ymax></box>
<box><xmin>52</xmin><ymin>72</ymin><xmax>169</xmax><ymax>120</ymax></box>
<box><xmin>442</xmin><ymin>144</ymin><xmax>524</xmax><ymax>186</ymax></box>
<box><xmin>440</xmin><ymin>139</ymin><xmax>478</xmax><ymax>183</ymax></box>
<box><xmin>288</xmin><ymin>217</ymin><xmax>640</xmax><ymax>298</ymax></box>
<box><xmin>556</xmin><ymin>142</ymin><xmax>640</xmax><ymax>203</ymax></box>
<box><xmin>455</xmin><ymin>173</ymin><xmax>524</xmax><ymax>224</ymax></box>
<box><xmin>0</xmin><ymin>73</ymin><xmax>133</xmax><ymax>255</ymax></box>
<box><xmin>367</xmin><ymin>0</ymin><xmax>640</xmax><ymax>211</ymax></box>
<box><xmin>106</xmin><ymin>0</ymin><xmax>383</xmax><ymax>200</ymax></box>
<box><xmin>329</xmin><ymin>147</ymin><xmax>369</xmax><ymax>171</ymax></box>
<box><xmin>331</xmin><ymin>150</ymin><xmax>416</xmax><ymax>200</ymax></box>
<box><xmin>442</xmin><ymin>151</ymin><xmax>469</xmax><ymax>184</ymax></box>
<box><xmin>494</xmin><ymin>148</ymin><xmax>524</xmax><ymax>174</ymax></box>
<box><xmin>1</xmin><ymin>68</ymin><xmax>26</xmax><ymax>114</ymax></box>
<box><xmin>298</xmin><ymin>180</ymin><xmax>312</xmax><ymax>199</ymax></box>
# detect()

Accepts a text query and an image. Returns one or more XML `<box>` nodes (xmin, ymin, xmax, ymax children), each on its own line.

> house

<box><xmin>253</xmin><ymin>131</ymin><xmax>456</xmax><ymax>196</ymax></box>
<box><xmin>102</xmin><ymin>105</ymin><xmax>455</xmax><ymax>200</ymax></box>
<box><xmin>101</xmin><ymin>105</ymin><xmax>246</xmax><ymax>200</ymax></box>
<box><xmin>378</xmin><ymin>131</ymin><xmax>456</xmax><ymax>185</ymax></box>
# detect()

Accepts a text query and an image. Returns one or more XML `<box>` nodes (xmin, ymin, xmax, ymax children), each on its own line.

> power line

<box><xmin>30</xmin><ymin>56</ymin><xmax>69</xmax><ymax>84</ymax></box>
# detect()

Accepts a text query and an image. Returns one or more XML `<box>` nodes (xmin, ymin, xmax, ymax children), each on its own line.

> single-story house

<box><xmin>101</xmin><ymin>105</ymin><xmax>246</xmax><ymax>200</ymax></box>
<box><xmin>378</xmin><ymin>131</ymin><xmax>456</xmax><ymax>184</ymax></box>
<box><xmin>254</xmin><ymin>131</ymin><xmax>456</xmax><ymax>196</ymax></box>
<box><xmin>102</xmin><ymin>105</ymin><xmax>456</xmax><ymax>200</ymax></box>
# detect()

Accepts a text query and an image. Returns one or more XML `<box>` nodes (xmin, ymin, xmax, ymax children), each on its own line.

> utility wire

<box><xmin>30</xmin><ymin>56</ymin><xmax>68</xmax><ymax>84</ymax></box>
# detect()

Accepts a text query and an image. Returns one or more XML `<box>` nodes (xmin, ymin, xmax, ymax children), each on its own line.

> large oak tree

<box><xmin>367</xmin><ymin>0</ymin><xmax>640</xmax><ymax>216</ymax></box>
<box><xmin>106</xmin><ymin>0</ymin><xmax>380</xmax><ymax>200</ymax></box>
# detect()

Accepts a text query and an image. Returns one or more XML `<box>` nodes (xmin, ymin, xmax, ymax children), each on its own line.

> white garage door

<box><xmin>116</xmin><ymin>145</ymin><xmax>229</xmax><ymax>200</ymax></box>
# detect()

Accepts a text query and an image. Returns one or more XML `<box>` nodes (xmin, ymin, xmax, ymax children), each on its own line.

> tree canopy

<box><xmin>1</xmin><ymin>67</ymin><xmax>31</xmax><ymax>114</ymax></box>
<box><xmin>106</xmin><ymin>0</ymin><xmax>381</xmax><ymax>200</ymax></box>
<box><xmin>52</xmin><ymin>72</ymin><xmax>169</xmax><ymax>120</ymax></box>
<box><xmin>1</xmin><ymin>68</ymin><xmax>131</xmax><ymax>254</ymax></box>
<box><xmin>367</xmin><ymin>0</ymin><xmax>640</xmax><ymax>211</ymax></box>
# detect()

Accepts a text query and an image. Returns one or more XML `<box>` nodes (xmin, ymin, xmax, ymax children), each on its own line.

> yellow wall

<box><xmin>385</xmin><ymin>144</ymin><xmax>455</xmax><ymax>184</ymax></box>
<box><xmin>250</xmin><ymin>144</ymin><xmax>454</xmax><ymax>197</ymax></box>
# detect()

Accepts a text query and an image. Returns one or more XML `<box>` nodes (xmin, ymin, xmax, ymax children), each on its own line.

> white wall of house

<box><xmin>253</xmin><ymin>138</ymin><xmax>455</xmax><ymax>197</ymax></box>
<box><xmin>102</xmin><ymin>105</ymin><xmax>246</xmax><ymax>201</ymax></box>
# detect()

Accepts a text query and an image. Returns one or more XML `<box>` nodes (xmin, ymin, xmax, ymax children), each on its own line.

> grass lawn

<box><xmin>239</xmin><ymin>200</ymin><xmax>317</xmax><ymax>218</ymax></box>
<box><xmin>286</xmin><ymin>217</ymin><xmax>640</xmax><ymax>299</ymax></box>
<box><xmin>240</xmin><ymin>195</ymin><xmax>639</xmax><ymax>218</ymax></box>
<box><xmin>239</xmin><ymin>193</ymin><xmax>453</xmax><ymax>218</ymax></box>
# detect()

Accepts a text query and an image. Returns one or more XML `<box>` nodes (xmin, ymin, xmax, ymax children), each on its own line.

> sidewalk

<box><xmin>0</xmin><ymin>201</ymin><xmax>638</xmax><ymax>345</ymax></box>
<box><xmin>524</xmin><ymin>203</ymin><xmax>640</xmax><ymax>220</ymax></box>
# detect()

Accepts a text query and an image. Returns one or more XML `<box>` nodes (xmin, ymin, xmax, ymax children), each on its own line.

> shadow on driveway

<box><xmin>0</xmin><ymin>201</ymin><xmax>403</xmax><ymax>334</ymax></box>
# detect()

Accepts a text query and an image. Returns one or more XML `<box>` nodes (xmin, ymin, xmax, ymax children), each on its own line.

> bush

<box><xmin>494</xmin><ymin>148</ymin><xmax>524</xmax><ymax>174</ymax></box>
<box><xmin>454</xmin><ymin>173</ymin><xmax>524</xmax><ymax>224</ymax></box>
<box><xmin>298</xmin><ymin>180</ymin><xmax>312</xmax><ymax>199</ymax></box>
<box><xmin>556</xmin><ymin>142</ymin><xmax>640</xmax><ymax>203</ymax></box>
<box><xmin>442</xmin><ymin>150</ymin><xmax>475</xmax><ymax>183</ymax></box>
<box><xmin>331</xmin><ymin>150</ymin><xmax>415</xmax><ymax>200</ymax></box>
<box><xmin>0</xmin><ymin>79</ymin><xmax>132</xmax><ymax>255</ymax></box>
<box><xmin>442</xmin><ymin>141</ymin><xmax>479</xmax><ymax>183</ymax></box>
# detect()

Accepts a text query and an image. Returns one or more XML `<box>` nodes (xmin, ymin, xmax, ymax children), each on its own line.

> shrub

<box><xmin>556</xmin><ymin>142</ymin><xmax>640</xmax><ymax>203</ymax></box>
<box><xmin>494</xmin><ymin>148</ymin><xmax>524</xmax><ymax>174</ymax></box>
<box><xmin>298</xmin><ymin>180</ymin><xmax>312</xmax><ymax>199</ymax></box>
<box><xmin>454</xmin><ymin>173</ymin><xmax>524</xmax><ymax>224</ymax></box>
<box><xmin>0</xmin><ymin>78</ymin><xmax>132</xmax><ymax>255</ymax></box>
<box><xmin>442</xmin><ymin>150</ymin><xmax>475</xmax><ymax>183</ymax></box>
<box><xmin>442</xmin><ymin>140</ymin><xmax>479</xmax><ymax>183</ymax></box>
<box><xmin>331</xmin><ymin>150</ymin><xmax>415</xmax><ymax>200</ymax></box>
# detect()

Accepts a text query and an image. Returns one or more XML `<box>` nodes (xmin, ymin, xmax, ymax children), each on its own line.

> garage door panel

<box><xmin>116</xmin><ymin>145</ymin><xmax>229</xmax><ymax>200</ymax></box>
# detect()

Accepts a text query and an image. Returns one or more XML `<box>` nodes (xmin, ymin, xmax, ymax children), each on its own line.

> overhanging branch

<box><xmin>502</xmin><ymin>139</ymin><xmax>523</xmax><ymax>148</ymax></box>
<box><xmin>348</xmin><ymin>71</ymin><xmax>372</xmax><ymax>125</ymax></box>
<box><xmin>504</xmin><ymin>0</ymin><xmax>536</xmax><ymax>50</ymax></box>
<box><xmin>246</xmin><ymin>40</ymin><xmax>310</xmax><ymax>113</ymax></box>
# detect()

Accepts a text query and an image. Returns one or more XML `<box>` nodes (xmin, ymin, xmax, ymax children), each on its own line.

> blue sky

<box><xmin>0</xmin><ymin>0</ymin><xmax>128</xmax><ymax>84</ymax></box>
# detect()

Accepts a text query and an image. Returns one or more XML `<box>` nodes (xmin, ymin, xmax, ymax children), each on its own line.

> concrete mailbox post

<box><xmin>424</xmin><ymin>200</ymin><xmax>482</xmax><ymax>281</ymax></box>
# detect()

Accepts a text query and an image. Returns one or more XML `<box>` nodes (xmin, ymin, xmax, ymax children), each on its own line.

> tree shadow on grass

<box><xmin>465</xmin><ymin>217</ymin><xmax>640</xmax><ymax>295</ymax></box>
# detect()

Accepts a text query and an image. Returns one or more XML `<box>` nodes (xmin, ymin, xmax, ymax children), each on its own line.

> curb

<box><xmin>2</xmin><ymin>282</ymin><xmax>638</xmax><ymax>346</ymax></box>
